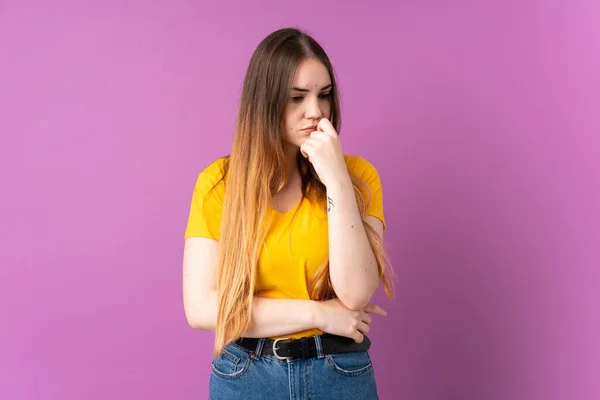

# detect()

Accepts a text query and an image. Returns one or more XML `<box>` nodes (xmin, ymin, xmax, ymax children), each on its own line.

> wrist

<box><xmin>310</xmin><ymin>300</ymin><xmax>323</xmax><ymax>330</ymax></box>
<box><xmin>325</xmin><ymin>174</ymin><xmax>352</xmax><ymax>192</ymax></box>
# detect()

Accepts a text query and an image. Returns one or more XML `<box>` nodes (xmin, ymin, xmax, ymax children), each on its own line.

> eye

<box><xmin>291</xmin><ymin>96</ymin><xmax>303</xmax><ymax>103</ymax></box>
<box><xmin>319</xmin><ymin>92</ymin><xmax>332</xmax><ymax>100</ymax></box>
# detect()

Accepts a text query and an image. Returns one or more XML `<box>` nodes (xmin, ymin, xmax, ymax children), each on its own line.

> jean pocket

<box><xmin>326</xmin><ymin>350</ymin><xmax>373</xmax><ymax>377</ymax></box>
<box><xmin>211</xmin><ymin>345</ymin><xmax>251</xmax><ymax>380</ymax></box>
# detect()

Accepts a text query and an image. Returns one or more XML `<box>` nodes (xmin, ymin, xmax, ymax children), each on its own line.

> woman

<box><xmin>183</xmin><ymin>27</ymin><xmax>395</xmax><ymax>399</ymax></box>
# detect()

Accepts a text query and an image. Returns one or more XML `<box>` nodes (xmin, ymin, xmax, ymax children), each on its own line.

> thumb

<box><xmin>300</xmin><ymin>143</ymin><xmax>310</xmax><ymax>159</ymax></box>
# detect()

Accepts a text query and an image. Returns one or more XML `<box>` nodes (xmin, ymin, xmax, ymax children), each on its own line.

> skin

<box><xmin>182</xmin><ymin>58</ymin><xmax>387</xmax><ymax>344</ymax></box>
<box><xmin>281</xmin><ymin>58</ymin><xmax>333</xmax><ymax>180</ymax></box>
<box><xmin>280</xmin><ymin>57</ymin><xmax>385</xmax><ymax>314</ymax></box>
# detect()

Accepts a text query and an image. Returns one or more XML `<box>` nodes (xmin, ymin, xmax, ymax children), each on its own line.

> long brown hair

<box><xmin>211</xmin><ymin>28</ymin><xmax>395</xmax><ymax>356</ymax></box>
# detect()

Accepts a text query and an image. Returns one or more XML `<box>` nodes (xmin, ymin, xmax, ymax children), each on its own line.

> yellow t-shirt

<box><xmin>184</xmin><ymin>154</ymin><xmax>385</xmax><ymax>339</ymax></box>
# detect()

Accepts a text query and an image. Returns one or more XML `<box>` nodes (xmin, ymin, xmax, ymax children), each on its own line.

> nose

<box><xmin>305</xmin><ymin>97</ymin><xmax>323</xmax><ymax>120</ymax></box>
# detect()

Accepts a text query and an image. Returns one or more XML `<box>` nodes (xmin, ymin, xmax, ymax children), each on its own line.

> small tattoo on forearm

<box><xmin>327</xmin><ymin>196</ymin><xmax>335</xmax><ymax>212</ymax></box>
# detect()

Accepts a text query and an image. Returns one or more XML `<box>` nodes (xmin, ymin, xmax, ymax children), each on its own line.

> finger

<box><xmin>357</xmin><ymin>321</ymin><xmax>371</xmax><ymax>335</ymax></box>
<box><xmin>300</xmin><ymin>142</ymin><xmax>315</xmax><ymax>159</ymax></box>
<box><xmin>353</xmin><ymin>331</ymin><xmax>365</xmax><ymax>343</ymax></box>
<box><xmin>317</xmin><ymin>118</ymin><xmax>336</xmax><ymax>136</ymax></box>
<box><xmin>360</xmin><ymin>312</ymin><xmax>373</xmax><ymax>325</ymax></box>
<box><xmin>364</xmin><ymin>303</ymin><xmax>387</xmax><ymax>316</ymax></box>
<box><xmin>309</xmin><ymin>130</ymin><xmax>328</xmax><ymax>141</ymax></box>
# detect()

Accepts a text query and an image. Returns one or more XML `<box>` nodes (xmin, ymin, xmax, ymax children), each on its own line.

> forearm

<box><xmin>192</xmin><ymin>290</ymin><xmax>320</xmax><ymax>338</ymax></box>
<box><xmin>327</xmin><ymin>176</ymin><xmax>379</xmax><ymax>310</ymax></box>
<box><xmin>245</xmin><ymin>296</ymin><xmax>320</xmax><ymax>338</ymax></box>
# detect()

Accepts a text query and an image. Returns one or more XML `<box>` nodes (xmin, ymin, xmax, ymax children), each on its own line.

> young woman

<box><xmin>183</xmin><ymin>27</ymin><xmax>395</xmax><ymax>399</ymax></box>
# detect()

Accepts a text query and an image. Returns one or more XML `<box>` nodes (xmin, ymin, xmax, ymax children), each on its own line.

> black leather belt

<box><xmin>234</xmin><ymin>333</ymin><xmax>371</xmax><ymax>360</ymax></box>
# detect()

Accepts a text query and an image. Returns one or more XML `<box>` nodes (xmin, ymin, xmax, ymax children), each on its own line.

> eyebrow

<box><xmin>291</xmin><ymin>84</ymin><xmax>333</xmax><ymax>92</ymax></box>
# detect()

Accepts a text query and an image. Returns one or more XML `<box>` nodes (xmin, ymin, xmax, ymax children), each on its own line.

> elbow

<box><xmin>334</xmin><ymin>279</ymin><xmax>379</xmax><ymax>311</ymax></box>
<box><xmin>184</xmin><ymin>289</ymin><xmax>217</xmax><ymax>331</ymax></box>
<box><xmin>185</xmin><ymin>310</ymin><xmax>215</xmax><ymax>332</ymax></box>
<box><xmin>336</xmin><ymin>293</ymin><xmax>372</xmax><ymax>311</ymax></box>
<box><xmin>187</xmin><ymin>317</ymin><xmax>215</xmax><ymax>332</ymax></box>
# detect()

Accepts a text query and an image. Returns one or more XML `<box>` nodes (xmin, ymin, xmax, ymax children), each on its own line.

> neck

<box><xmin>282</xmin><ymin>143</ymin><xmax>301</xmax><ymax>186</ymax></box>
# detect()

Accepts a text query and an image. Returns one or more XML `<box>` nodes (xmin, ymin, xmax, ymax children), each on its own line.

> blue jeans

<box><xmin>209</xmin><ymin>335</ymin><xmax>379</xmax><ymax>399</ymax></box>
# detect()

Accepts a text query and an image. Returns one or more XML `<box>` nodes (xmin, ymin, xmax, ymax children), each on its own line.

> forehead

<box><xmin>292</xmin><ymin>59</ymin><xmax>331</xmax><ymax>88</ymax></box>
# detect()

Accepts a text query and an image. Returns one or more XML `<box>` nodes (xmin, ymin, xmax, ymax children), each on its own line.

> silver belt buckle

<box><xmin>272</xmin><ymin>338</ymin><xmax>293</xmax><ymax>360</ymax></box>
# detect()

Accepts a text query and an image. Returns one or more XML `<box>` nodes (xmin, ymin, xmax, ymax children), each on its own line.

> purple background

<box><xmin>1</xmin><ymin>1</ymin><xmax>599</xmax><ymax>399</ymax></box>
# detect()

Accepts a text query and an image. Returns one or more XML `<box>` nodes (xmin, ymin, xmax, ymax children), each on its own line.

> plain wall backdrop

<box><xmin>1</xmin><ymin>1</ymin><xmax>599</xmax><ymax>399</ymax></box>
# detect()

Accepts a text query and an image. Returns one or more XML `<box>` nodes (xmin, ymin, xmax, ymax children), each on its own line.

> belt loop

<box><xmin>313</xmin><ymin>334</ymin><xmax>324</xmax><ymax>359</ymax></box>
<box><xmin>254</xmin><ymin>338</ymin><xmax>266</xmax><ymax>360</ymax></box>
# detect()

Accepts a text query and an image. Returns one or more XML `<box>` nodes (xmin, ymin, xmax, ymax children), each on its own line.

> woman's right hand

<box><xmin>314</xmin><ymin>298</ymin><xmax>387</xmax><ymax>343</ymax></box>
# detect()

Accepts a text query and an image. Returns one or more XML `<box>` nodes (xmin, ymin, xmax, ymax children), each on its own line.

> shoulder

<box><xmin>343</xmin><ymin>154</ymin><xmax>386</xmax><ymax>229</ymax></box>
<box><xmin>199</xmin><ymin>156</ymin><xmax>228</xmax><ymax>179</ymax></box>
<box><xmin>195</xmin><ymin>157</ymin><xmax>227</xmax><ymax>185</ymax></box>
<box><xmin>192</xmin><ymin>156</ymin><xmax>228</xmax><ymax>199</ymax></box>
<box><xmin>343</xmin><ymin>154</ymin><xmax>380</xmax><ymax>180</ymax></box>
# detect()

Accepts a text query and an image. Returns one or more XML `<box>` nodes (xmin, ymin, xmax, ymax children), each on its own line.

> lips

<box><xmin>301</xmin><ymin>126</ymin><xmax>317</xmax><ymax>131</ymax></box>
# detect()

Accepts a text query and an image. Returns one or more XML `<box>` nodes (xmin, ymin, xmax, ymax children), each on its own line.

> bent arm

<box><xmin>183</xmin><ymin>237</ymin><xmax>320</xmax><ymax>337</ymax></box>
<box><xmin>188</xmin><ymin>290</ymin><xmax>320</xmax><ymax>338</ymax></box>
<box><xmin>326</xmin><ymin>177</ymin><xmax>383</xmax><ymax>310</ymax></box>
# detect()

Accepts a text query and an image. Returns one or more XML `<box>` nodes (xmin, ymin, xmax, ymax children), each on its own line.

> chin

<box><xmin>282</xmin><ymin>139</ymin><xmax>301</xmax><ymax>150</ymax></box>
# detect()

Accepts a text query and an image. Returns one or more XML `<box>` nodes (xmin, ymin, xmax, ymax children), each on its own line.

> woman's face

<box><xmin>281</xmin><ymin>58</ymin><xmax>333</xmax><ymax>148</ymax></box>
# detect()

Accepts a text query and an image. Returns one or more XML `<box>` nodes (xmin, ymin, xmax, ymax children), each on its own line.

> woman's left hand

<box><xmin>300</xmin><ymin>118</ymin><xmax>350</xmax><ymax>188</ymax></box>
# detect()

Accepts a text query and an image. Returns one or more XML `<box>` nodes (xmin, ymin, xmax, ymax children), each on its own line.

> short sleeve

<box><xmin>346</xmin><ymin>155</ymin><xmax>386</xmax><ymax>231</ymax></box>
<box><xmin>184</xmin><ymin>159</ymin><xmax>226</xmax><ymax>240</ymax></box>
